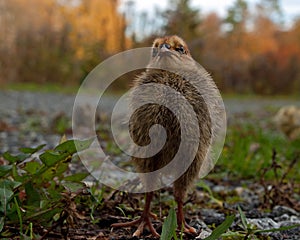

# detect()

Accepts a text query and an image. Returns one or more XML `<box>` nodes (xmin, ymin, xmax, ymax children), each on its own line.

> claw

<box><xmin>175</xmin><ymin>195</ymin><xmax>198</xmax><ymax>236</ymax></box>
<box><xmin>111</xmin><ymin>192</ymin><xmax>159</xmax><ymax>237</ymax></box>
<box><xmin>111</xmin><ymin>213</ymin><xmax>160</xmax><ymax>237</ymax></box>
<box><xmin>183</xmin><ymin>222</ymin><xmax>197</xmax><ymax>235</ymax></box>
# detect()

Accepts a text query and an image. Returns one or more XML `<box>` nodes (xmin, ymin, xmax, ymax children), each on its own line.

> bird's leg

<box><xmin>111</xmin><ymin>192</ymin><xmax>160</xmax><ymax>237</ymax></box>
<box><xmin>174</xmin><ymin>188</ymin><xmax>197</xmax><ymax>235</ymax></box>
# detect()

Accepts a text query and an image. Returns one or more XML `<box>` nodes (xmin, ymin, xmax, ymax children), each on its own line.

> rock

<box><xmin>271</xmin><ymin>205</ymin><xmax>300</xmax><ymax>218</ymax></box>
<box><xmin>278</xmin><ymin>222</ymin><xmax>300</xmax><ymax>239</ymax></box>
<box><xmin>212</xmin><ymin>185</ymin><xmax>226</xmax><ymax>193</ymax></box>
<box><xmin>234</xmin><ymin>186</ymin><xmax>244</xmax><ymax>196</ymax></box>
<box><xmin>274</xmin><ymin>213</ymin><xmax>292</xmax><ymax>222</ymax></box>
<box><xmin>247</xmin><ymin>217</ymin><xmax>280</xmax><ymax>229</ymax></box>
<box><xmin>189</xmin><ymin>218</ymin><xmax>211</xmax><ymax>233</ymax></box>
<box><xmin>245</xmin><ymin>208</ymin><xmax>263</xmax><ymax>218</ymax></box>
<box><xmin>249</xmin><ymin>142</ymin><xmax>260</xmax><ymax>153</ymax></box>
<box><xmin>196</xmin><ymin>230</ymin><xmax>212</xmax><ymax>239</ymax></box>
<box><xmin>200</xmin><ymin>209</ymin><xmax>225</xmax><ymax>226</ymax></box>
<box><xmin>274</xmin><ymin>105</ymin><xmax>300</xmax><ymax>140</ymax></box>
<box><xmin>269</xmin><ymin>232</ymin><xmax>284</xmax><ymax>240</ymax></box>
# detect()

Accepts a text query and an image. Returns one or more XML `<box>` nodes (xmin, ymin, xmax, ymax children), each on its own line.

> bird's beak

<box><xmin>160</xmin><ymin>43</ymin><xmax>171</xmax><ymax>53</ymax></box>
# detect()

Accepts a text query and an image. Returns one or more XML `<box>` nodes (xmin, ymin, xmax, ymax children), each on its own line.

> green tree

<box><xmin>224</xmin><ymin>0</ymin><xmax>248</xmax><ymax>33</ymax></box>
<box><xmin>256</xmin><ymin>0</ymin><xmax>283</xmax><ymax>25</ymax></box>
<box><xmin>160</xmin><ymin>0</ymin><xmax>201</xmax><ymax>41</ymax></box>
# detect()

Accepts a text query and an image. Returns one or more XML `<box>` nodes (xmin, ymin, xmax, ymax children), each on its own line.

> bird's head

<box><xmin>152</xmin><ymin>35</ymin><xmax>191</xmax><ymax>57</ymax></box>
<box><xmin>148</xmin><ymin>35</ymin><xmax>193</xmax><ymax>70</ymax></box>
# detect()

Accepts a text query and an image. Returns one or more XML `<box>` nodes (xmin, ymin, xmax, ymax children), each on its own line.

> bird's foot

<box><xmin>180</xmin><ymin>221</ymin><xmax>197</xmax><ymax>235</ymax></box>
<box><xmin>176</xmin><ymin>214</ymin><xmax>198</xmax><ymax>236</ymax></box>
<box><xmin>111</xmin><ymin>212</ymin><xmax>160</xmax><ymax>237</ymax></box>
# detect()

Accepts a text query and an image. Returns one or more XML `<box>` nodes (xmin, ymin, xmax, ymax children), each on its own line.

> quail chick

<box><xmin>112</xmin><ymin>35</ymin><xmax>222</xmax><ymax>237</ymax></box>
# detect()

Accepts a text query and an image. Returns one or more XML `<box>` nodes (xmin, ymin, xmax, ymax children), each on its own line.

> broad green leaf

<box><xmin>160</xmin><ymin>208</ymin><xmax>177</xmax><ymax>240</ymax></box>
<box><xmin>2</xmin><ymin>152</ymin><xmax>28</xmax><ymax>163</ymax></box>
<box><xmin>19</xmin><ymin>144</ymin><xmax>46</xmax><ymax>154</ymax></box>
<box><xmin>0</xmin><ymin>216</ymin><xmax>4</xmax><ymax>232</ymax></box>
<box><xmin>39</xmin><ymin>150</ymin><xmax>66</xmax><ymax>167</ymax></box>
<box><xmin>204</xmin><ymin>215</ymin><xmax>235</xmax><ymax>240</ymax></box>
<box><xmin>25</xmin><ymin>161</ymin><xmax>41</xmax><ymax>175</ymax></box>
<box><xmin>75</xmin><ymin>138</ymin><xmax>95</xmax><ymax>151</ymax></box>
<box><xmin>41</xmin><ymin>164</ymin><xmax>68</xmax><ymax>181</ymax></box>
<box><xmin>0</xmin><ymin>165</ymin><xmax>12</xmax><ymax>177</ymax></box>
<box><xmin>51</xmin><ymin>162</ymin><xmax>69</xmax><ymax>178</ymax></box>
<box><xmin>12</xmin><ymin>164</ymin><xmax>27</xmax><ymax>183</ymax></box>
<box><xmin>0</xmin><ymin>185</ymin><xmax>14</xmax><ymax>214</ymax></box>
<box><xmin>0</xmin><ymin>180</ymin><xmax>21</xmax><ymax>190</ymax></box>
<box><xmin>39</xmin><ymin>138</ymin><xmax>94</xmax><ymax>167</ymax></box>
<box><xmin>55</xmin><ymin>138</ymin><xmax>95</xmax><ymax>154</ymax></box>
<box><xmin>25</xmin><ymin>182</ymin><xmax>41</xmax><ymax>207</ymax></box>
<box><xmin>47</xmin><ymin>187</ymin><xmax>63</xmax><ymax>200</ymax></box>
<box><xmin>63</xmin><ymin>173</ymin><xmax>89</xmax><ymax>182</ymax></box>
<box><xmin>24</xmin><ymin>206</ymin><xmax>61</xmax><ymax>224</ymax></box>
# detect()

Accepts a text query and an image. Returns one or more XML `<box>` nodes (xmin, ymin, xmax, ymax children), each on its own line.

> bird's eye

<box><xmin>176</xmin><ymin>46</ymin><xmax>185</xmax><ymax>54</ymax></box>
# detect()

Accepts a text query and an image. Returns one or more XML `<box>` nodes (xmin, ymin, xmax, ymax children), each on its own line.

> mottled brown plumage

<box><xmin>112</xmin><ymin>35</ymin><xmax>221</xmax><ymax>237</ymax></box>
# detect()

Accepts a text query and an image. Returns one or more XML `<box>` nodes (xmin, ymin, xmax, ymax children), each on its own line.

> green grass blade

<box><xmin>14</xmin><ymin>197</ymin><xmax>23</xmax><ymax>235</ymax></box>
<box><xmin>238</xmin><ymin>205</ymin><xmax>248</xmax><ymax>229</ymax></box>
<box><xmin>160</xmin><ymin>208</ymin><xmax>178</xmax><ymax>240</ymax></box>
<box><xmin>254</xmin><ymin>224</ymin><xmax>300</xmax><ymax>234</ymax></box>
<box><xmin>203</xmin><ymin>215</ymin><xmax>235</xmax><ymax>240</ymax></box>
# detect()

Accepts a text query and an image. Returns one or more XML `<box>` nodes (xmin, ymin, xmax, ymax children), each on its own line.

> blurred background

<box><xmin>0</xmin><ymin>0</ymin><xmax>300</xmax><ymax>95</ymax></box>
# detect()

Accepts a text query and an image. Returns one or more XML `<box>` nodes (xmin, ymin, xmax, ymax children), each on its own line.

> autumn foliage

<box><xmin>0</xmin><ymin>0</ymin><xmax>129</xmax><ymax>85</ymax></box>
<box><xmin>0</xmin><ymin>0</ymin><xmax>299</xmax><ymax>94</ymax></box>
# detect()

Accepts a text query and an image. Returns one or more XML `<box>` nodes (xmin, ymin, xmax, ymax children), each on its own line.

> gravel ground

<box><xmin>0</xmin><ymin>90</ymin><xmax>300</xmax><ymax>239</ymax></box>
<box><xmin>1</xmin><ymin>90</ymin><xmax>299</xmax><ymax>154</ymax></box>
<box><xmin>1</xmin><ymin>90</ymin><xmax>300</xmax><ymax>116</ymax></box>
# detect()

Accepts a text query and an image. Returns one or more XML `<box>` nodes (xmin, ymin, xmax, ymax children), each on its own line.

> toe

<box><xmin>133</xmin><ymin>221</ymin><xmax>145</xmax><ymax>237</ymax></box>
<box><xmin>183</xmin><ymin>223</ymin><xmax>197</xmax><ymax>236</ymax></box>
